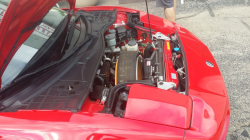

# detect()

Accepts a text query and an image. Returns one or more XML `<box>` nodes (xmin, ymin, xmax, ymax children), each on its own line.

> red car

<box><xmin>0</xmin><ymin>0</ymin><xmax>230</xmax><ymax>139</ymax></box>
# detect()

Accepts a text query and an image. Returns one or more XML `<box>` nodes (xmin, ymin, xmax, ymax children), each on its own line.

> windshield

<box><xmin>1</xmin><ymin>6</ymin><xmax>81</xmax><ymax>88</ymax></box>
<box><xmin>0</xmin><ymin>0</ymin><xmax>10</xmax><ymax>23</ymax></box>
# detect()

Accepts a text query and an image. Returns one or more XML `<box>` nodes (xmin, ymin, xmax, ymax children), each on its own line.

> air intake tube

<box><xmin>144</xmin><ymin>43</ymin><xmax>154</xmax><ymax>58</ymax></box>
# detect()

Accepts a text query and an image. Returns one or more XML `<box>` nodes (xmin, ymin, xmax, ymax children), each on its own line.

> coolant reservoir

<box><xmin>125</xmin><ymin>40</ymin><xmax>138</xmax><ymax>51</ymax></box>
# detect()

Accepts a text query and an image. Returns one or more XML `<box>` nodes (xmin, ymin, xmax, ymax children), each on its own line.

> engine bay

<box><xmin>0</xmin><ymin>10</ymin><xmax>187</xmax><ymax>115</ymax></box>
<box><xmin>90</xmin><ymin>12</ymin><xmax>186</xmax><ymax>117</ymax></box>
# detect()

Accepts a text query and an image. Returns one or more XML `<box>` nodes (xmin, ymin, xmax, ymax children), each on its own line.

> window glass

<box><xmin>23</xmin><ymin>8</ymin><xmax>68</xmax><ymax>49</ymax></box>
<box><xmin>57</xmin><ymin>1</ymin><xmax>70</xmax><ymax>8</ymax></box>
<box><xmin>1</xmin><ymin>7</ymin><xmax>69</xmax><ymax>88</ymax></box>
<box><xmin>0</xmin><ymin>0</ymin><xmax>10</xmax><ymax>23</ymax></box>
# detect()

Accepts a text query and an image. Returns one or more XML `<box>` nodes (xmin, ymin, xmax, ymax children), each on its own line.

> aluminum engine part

<box><xmin>157</xmin><ymin>82</ymin><xmax>176</xmax><ymax>90</ymax></box>
<box><xmin>153</xmin><ymin>32</ymin><xmax>170</xmax><ymax>40</ymax></box>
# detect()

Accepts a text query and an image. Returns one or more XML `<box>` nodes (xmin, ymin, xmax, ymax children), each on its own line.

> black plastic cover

<box><xmin>116</xmin><ymin>26</ymin><xmax>126</xmax><ymax>34</ymax></box>
<box><xmin>114</xmin><ymin>91</ymin><xmax>128</xmax><ymax>118</ymax></box>
<box><xmin>100</xmin><ymin>61</ymin><xmax>111</xmax><ymax>84</ymax></box>
<box><xmin>116</xmin><ymin>26</ymin><xmax>127</xmax><ymax>40</ymax></box>
<box><xmin>89</xmin><ymin>85</ymin><xmax>109</xmax><ymax>100</ymax></box>
<box><xmin>126</xmin><ymin>12</ymin><xmax>156</xmax><ymax>33</ymax></box>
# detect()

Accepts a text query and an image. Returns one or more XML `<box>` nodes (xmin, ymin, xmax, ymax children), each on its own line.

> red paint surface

<box><xmin>184</xmin><ymin>95</ymin><xmax>230</xmax><ymax>140</ymax></box>
<box><xmin>174</xmin><ymin>23</ymin><xmax>231</xmax><ymax>139</ymax></box>
<box><xmin>81</xmin><ymin>97</ymin><xmax>104</xmax><ymax>113</ymax></box>
<box><xmin>0</xmin><ymin>4</ymin><xmax>230</xmax><ymax>140</ymax></box>
<box><xmin>125</xmin><ymin>84</ymin><xmax>192</xmax><ymax>129</ymax></box>
<box><xmin>0</xmin><ymin>111</ymin><xmax>184</xmax><ymax>140</ymax></box>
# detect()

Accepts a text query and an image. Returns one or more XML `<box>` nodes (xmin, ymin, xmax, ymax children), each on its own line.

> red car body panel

<box><xmin>0</xmin><ymin>3</ymin><xmax>230</xmax><ymax>140</ymax></box>
<box><xmin>0</xmin><ymin>111</ymin><xmax>184</xmax><ymax>140</ymax></box>
<box><xmin>125</xmin><ymin>84</ymin><xmax>192</xmax><ymax>129</ymax></box>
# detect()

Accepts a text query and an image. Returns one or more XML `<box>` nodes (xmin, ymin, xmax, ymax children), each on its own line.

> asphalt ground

<box><xmin>59</xmin><ymin>0</ymin><xmax>250</xmax><ymax>139</ymax></box>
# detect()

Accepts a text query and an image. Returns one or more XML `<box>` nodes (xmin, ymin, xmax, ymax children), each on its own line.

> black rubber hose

<box><xmin>95</xmin><ymin>75</ymin><xmax>105</xmax><ymax>86</ymax></box>
<box><xmin>144</xmin><ymin>43</ymin><xmax>153</xmax><ymax>58</ymax></box>
<box><xmin>105</xmin><ymin>82</ymin><xmax>156</xmax><ymax>113</ymax></box>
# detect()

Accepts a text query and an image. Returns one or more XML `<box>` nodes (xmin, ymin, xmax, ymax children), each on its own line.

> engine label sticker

<box><xmin>146</xmin><ymin>61</ymin><xmax>151</xmax><ymax>66</ymax></box>
<box><xmin>167</xmin><ymin>42</ymin><xmax>170</xmax><ymax>50</ymax></box>
<box><xmin>171</xmin><ymin>73</ymin><xmax>177</xmax><ymax>79</ymax></box>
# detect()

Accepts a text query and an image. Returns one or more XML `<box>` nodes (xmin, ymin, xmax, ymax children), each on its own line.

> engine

<box><xmin>89</xmin><ymin>13</ymin><xmax>186</xmax><ymax>117</ymax></box>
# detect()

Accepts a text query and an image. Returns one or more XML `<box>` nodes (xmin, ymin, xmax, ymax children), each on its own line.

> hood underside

<box><xmin>0</xmin><ymin>0</ymin><xmax>75</xmax><ymax>79</ymax></box>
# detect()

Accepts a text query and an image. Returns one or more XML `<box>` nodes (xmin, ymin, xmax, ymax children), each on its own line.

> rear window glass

<box><xmin>0</xmin><ymin>0</ymin><xmax>10</xmax><ymax>23</ymax></box>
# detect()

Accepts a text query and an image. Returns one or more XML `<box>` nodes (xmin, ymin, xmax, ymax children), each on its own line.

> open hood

<box><xmin>0</xmin><ymin>0</ymin><xmax>75</xmax><ymax>82</ymax></box>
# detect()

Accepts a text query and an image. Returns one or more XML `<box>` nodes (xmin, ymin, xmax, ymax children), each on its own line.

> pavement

<box><xmin>60</xmin><ymin>0</ymin><xmax>250</xmax><ymax>139</ymax></box>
